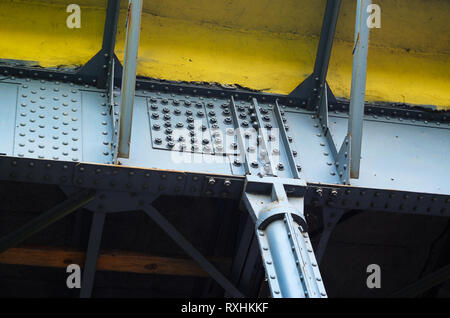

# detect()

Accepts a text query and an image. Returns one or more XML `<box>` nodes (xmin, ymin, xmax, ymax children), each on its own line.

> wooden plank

<box><xmin>0</xmin><ymin>247</ymin><xmax>231</xmax><ymax>277</ymax></box>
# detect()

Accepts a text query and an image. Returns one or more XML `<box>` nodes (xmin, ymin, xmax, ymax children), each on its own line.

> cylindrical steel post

<box><xmin>265</xmin><ymin>220</ymin><xmax>306</xmax><ymax>297</ymax></box>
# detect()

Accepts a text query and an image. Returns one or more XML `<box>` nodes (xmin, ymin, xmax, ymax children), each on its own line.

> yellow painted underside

<box><xmin>0</xmin><ymin>0</ymin><xmax>449</xmax><ymax>109</ymax></box>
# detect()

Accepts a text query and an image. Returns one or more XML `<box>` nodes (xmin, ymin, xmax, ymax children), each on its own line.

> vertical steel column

<box><xmin>264</xmin><ymin>216</ymin><xmax>307</xmax><ymax>297</ymax></box>
<box><xmin>243</xmin><ymin>177</ymin><xmax>327</xmax><ymax>298</ymax></box>
<box><xmin>348</xmin><ymin>0</ymin><xmax>371</xmax><ymax>178</ymax></box>
<box><xmin>118</xmin><ymin>0</ymin><xmax>143</xmax><ymax>158</ymax></box>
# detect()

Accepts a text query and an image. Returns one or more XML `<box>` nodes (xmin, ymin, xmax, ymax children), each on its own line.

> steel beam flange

<box><xmin>330</xmin><ymin>102</ymin><xmax>450</xmax><ymax>124</ymax></box>
<box><xmin>134</xmin><ymin>78</ymin><xmax>307</xmax><ymax>109</ymax></box>
<box><xmin>305</xmin><ymin>184</ymin><xmax>450</xmax><ymax>217</ymax></box>
<box><xmin>2</xmin><ymin>66</ymin><xmax>448</xmax><ymax>124</ymax></box>
<box><xmin>0</xmin><ymin>156</ymin><xmax>75</xmax><ymax>186</ymax></box>
<box><xmin>202</xmin><ymin>176</ymin><xmax>244</xmax><ymax>199</ymax></box>
<box><xmin>0</xmin><ymin>155</ymin><xmax>246</xmax><ymax>200</ymax></box>
<box><xmin>0</xmin><ymin>66</ymin><xmax>97</xmax><ymax>87</ymax></box>
<box><xmin>61</xmin><ymin>186</ymin><xmax>157</xmax><ymax>214</ymax></box>
<box><xmin>73</xmin><ymin>163</ymin><xmax>187</xmax><ymax>195</ymax></box>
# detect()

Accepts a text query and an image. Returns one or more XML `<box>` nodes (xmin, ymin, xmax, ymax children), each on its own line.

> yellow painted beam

<box><xmin>0</xmin><ymin>0</ymin><xmax>448</xmax><ymax>109</ymax></box>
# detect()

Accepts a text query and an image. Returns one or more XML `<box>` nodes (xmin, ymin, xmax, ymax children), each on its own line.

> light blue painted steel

<box><xmin>109</xmin><ymin>59</ymin><xmax>120</xmax><ymax>163</ymax></box>
<box><xmin>14</xmin><ymin>80</ymin><xmax>83</xmax><ymax>161</ymax></box>
<box><xmin>252</xmin><ymin>98</ymin><xmax>276</xmax><ymax>176</ymax></box>
<box><xmin>0</xmin><ymin>78</ymin><xmax>448</xmax><ymax>196</ymax></box>
<box><xmin>118</xmin><ymin>95</ymin><xmax>235</xmax><ymax>175</ymax></box>
<box><xmin>328</xmin><ymin>115</ymin><xmax>450</xmax><ymax>195</ymax></box>
<box><xmin>147</xmin><ymin>95</ymin><xmax>213</xmax><ymax>154</ymax></box>
<box><xmin>0</xmin><ymin>83</ymin><xmax>18</xmax><ymax>156</ymax></box>
<box><xmin>274</xmin><ymin>101</ymin><xmax>301</xmax><ymax>179</ymax></box>
<box><xmin>243</xmin><ymin>177</ymin><xmax>327</xmax><ymax>298</ymax></box>
<box><xmin>286</xmin><ymin>111</ymin><xmax>342</xmax><ymax>184</ymax></box>
<box><xmin>118</xmin><ymin>0</ymin><xmax>143</xmax><ymax>159</ymax></box>
<box><xmin>348</xmin><ymin>0</ymin><xmax>371</xmax><ymax>178</ymax></box>
<box><xmin>265</xmin><ymin>220</ymin><xmax>306</xmax><ymax>297</ymax></box>
<box><xmin>80</xmin><ymin>90</ymin><xmax>113</xmax><ymax>164</ymax></box>
<box><xmin>229</xmin><ymin>96</ymin><xmax>251</xmax><ymax>174</ymax></box>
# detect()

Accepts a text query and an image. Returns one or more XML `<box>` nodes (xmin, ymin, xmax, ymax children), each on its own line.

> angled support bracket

<box><xmin>242</xmin><ymin>176</ymin><xmax>327</xmax><ymax>298</ymax></box>
<box><xmin>314</xmin><ymin>0</ymin><xmax>371</xmax><ymax>184</ymax></box>
<box><xmin>143</xmin><ymin>206</ymin><xmax>244</xmax><ymax>298</ymax></box>
<box><xmin>0</xmin><ymin>189</ymin><xmax>96</xmax><ymax>253</ymax></box>
<box><xmin>391</xmin><ymin>263</ymin><xmax>450</xmax><ymax>298</ymax></box>
<box><xmin>289</xmin><ymin>0</ymin><xmax>349</xmax><ymax>184</ymax></box>
<box><xmin>78</xmin><ymin>0</ymin><xmax>122</xmax><ymax>89</ymax></box>
<box><xmin>318</xmin><ymin>83</ymin><xmax>352</xmax><ymax>185</ymax></box>
<box><xmin>289</xmin><ymin>0</ymin><xmax>341</xmax><ymax>110</ymax></box>
<box><xmin>315</xmin><ymin>208</ymin><xmax>346</xmax><ymax>264</ymax></box>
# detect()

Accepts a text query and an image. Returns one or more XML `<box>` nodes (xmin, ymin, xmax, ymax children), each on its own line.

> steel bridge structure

<box><xmin>0</xmin><ymin>0</ymin><xmax>449</xmax><ymax>298</ymax></box>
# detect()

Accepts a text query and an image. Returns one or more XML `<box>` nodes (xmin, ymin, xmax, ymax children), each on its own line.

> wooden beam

<box><xmin>0</xmin><ymin>247</ymin><xmax>231</xmax><ymax>278</ymax></box>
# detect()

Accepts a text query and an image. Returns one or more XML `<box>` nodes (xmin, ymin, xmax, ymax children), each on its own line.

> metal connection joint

<box><xmin>255</xmin><ymin>205</ymin><xmax>308</xmax><ymax>233</ymax></box>
<box><xmin>244</xmin><ymin>175</ymin><xmax>307</xmax><ymax>199</ymax></box>
<box><xmin>242</xmin><ymin>176</ymin><xmax>326</xmax><ymax>298</ymax></box>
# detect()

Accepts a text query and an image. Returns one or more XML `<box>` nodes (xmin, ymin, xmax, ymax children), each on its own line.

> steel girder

<box><xmin>0</xmin><ymin>72</ymin><xmax>449</xmax><ymax>297</ymax></box>
<box><xmin>0</xmin><ymin>0</ymin><xmax>449</xmax><ymax>299</ymax></box>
